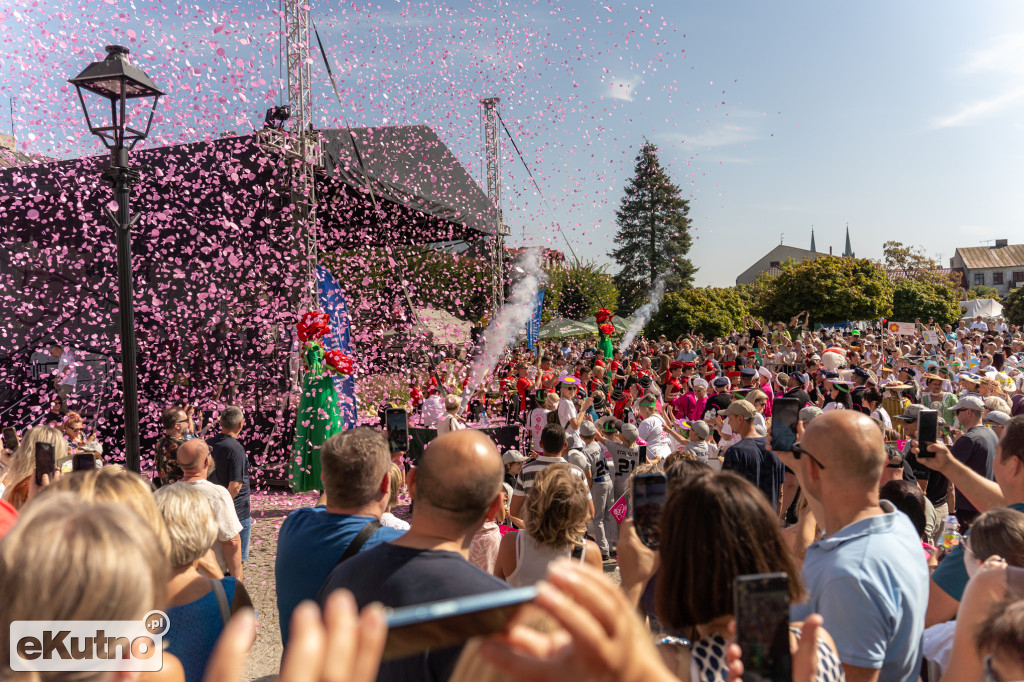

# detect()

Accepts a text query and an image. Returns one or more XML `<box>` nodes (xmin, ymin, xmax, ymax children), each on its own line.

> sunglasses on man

<box><xmin>791</xmin><ymin>442</ymin><xmax>827</xmax><ymax>470</ymax></box>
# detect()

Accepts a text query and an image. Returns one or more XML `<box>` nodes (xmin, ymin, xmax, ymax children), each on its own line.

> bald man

<box><xmin>773</xmin><ymin>411</ymin><xmax>928</xmax><ymax>682</ymax></box>
<box><xmin>173</xmin><ymin>439</ymin><xmax>243</xmax><ymax>580</ymax></box>
<box><xmin>319</xmin><ymin>429</ymin><xmax>510</xmax><ymax>682</ymax></box>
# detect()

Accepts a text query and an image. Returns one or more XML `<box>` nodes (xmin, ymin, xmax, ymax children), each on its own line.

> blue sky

<box><xmin>3</xmin><ymin>0</ymin><xmax>1024</xmax><ymax>286</ymax></box>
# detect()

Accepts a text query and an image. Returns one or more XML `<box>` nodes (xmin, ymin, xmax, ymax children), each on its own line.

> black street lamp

<box><xmin>69</xmin><ymin>45</ymin><xmax>163</xmax><ymax>474</ymax></box>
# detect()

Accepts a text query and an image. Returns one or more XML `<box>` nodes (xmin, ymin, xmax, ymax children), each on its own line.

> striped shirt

<box><xmin>512</xmin><ymin>456</ymin><xmax>591</xmax><ymax>500</ymax></box>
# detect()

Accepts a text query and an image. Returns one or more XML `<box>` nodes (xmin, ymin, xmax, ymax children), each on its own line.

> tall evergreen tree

<box><xmin>611</xmin><ymin>141</ymin><xmax>695</xmax><ymax>312</ymax></box>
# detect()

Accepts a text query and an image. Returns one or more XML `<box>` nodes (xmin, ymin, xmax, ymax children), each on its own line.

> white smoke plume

<box><xmin>618</xmin><ymin>274</ymin><xmax>667</xmax><ymax>352</ymax></box>
<box><xmin>463</xmin><ymin>249</ymin><xmax>547</xmax><ymax>399</ymax></box>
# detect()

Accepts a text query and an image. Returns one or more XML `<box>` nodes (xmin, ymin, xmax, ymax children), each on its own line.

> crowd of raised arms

<box><xmin>2</xmin><ymin>310</ymin><xmax>1024</xmax><ymax>682</ymax></box>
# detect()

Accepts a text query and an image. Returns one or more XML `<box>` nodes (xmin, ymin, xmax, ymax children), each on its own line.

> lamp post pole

<box><xmin>70</xmin><ymin>45</ymin><xmax>162</xmax><ymax>474</ymax></box>
<box><xmin>104</xmin><ymin>147</ymin><xmax>142</xmax><ymax>473</ymax></box>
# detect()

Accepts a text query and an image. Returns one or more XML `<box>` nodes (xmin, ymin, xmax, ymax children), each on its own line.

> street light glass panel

<box><xmin>69</xmin><ymin>45</ymin><xmax>163</xmax><ymax>157</ymax></box>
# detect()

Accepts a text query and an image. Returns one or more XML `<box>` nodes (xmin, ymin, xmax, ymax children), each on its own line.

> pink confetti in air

<box><xmin>0</xmin><ymin>0</ymin><xmax>717</xmax><ymax>488</ymax></box>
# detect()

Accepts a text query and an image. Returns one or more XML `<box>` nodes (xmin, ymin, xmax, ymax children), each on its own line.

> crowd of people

<box><xmin>2</xmin><ymin>312</ymin><xmax>1024</xmax><ymax>682</ymax></box>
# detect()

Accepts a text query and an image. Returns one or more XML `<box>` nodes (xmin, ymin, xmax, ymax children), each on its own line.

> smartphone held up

<box><xmin>383</xmin><ymin>586</ymin><xmax>538</xmax><ymax>661</ymax></box>
<box><xmin>385</xmin><ymin>408</ymin><xmax>410</xmax><ymax>454</ymax></box>
<box><xmin>769</xmin><ymin>398</ymin><xmax>799</xmax><ymax>452</ymax></box>
<box><xmin>917</xmin><ymin>409</ymin><xmax>938</xmax><ymax>458</ymax></box>
<box><xmin>34</xmin><ymin>442</ymin><xmax>55</xmax><ymax>486</ymax></box>
<box><xmin>734</xmin><ymin>572</ymin><xmax>792</xmax><ymax>682</ymax></box>
<box><xmin>632</xmin><ymin>472</ymin><xmax>667</xmax><ymax>549</ymax></box>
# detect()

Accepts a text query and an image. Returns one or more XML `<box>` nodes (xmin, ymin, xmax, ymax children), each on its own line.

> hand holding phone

<box><xmin>383</xmin><ymin>586</ymin><xmax>537</xmax><ymax>661</ymax></box>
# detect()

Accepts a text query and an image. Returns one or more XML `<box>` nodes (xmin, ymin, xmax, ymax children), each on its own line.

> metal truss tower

<box><xmin>260</xmin><ymin>0</ymin><xmax>322</xmax><ymax>310</ymax></box>
<box><xmin>480</xmin><ymin>97</ymin><xmax>508</xmax><ymax>314</ymax></box>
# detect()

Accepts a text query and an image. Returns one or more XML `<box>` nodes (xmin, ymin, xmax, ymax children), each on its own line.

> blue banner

<box><xmin>316</xmin><ymin>265</ymin><xmax>358</xmax><ymax>428</ymax></box>
<box><xmin>526</xmin><ymin>289</ymin><xmax>545</xmax><ymax>350</ymax></box>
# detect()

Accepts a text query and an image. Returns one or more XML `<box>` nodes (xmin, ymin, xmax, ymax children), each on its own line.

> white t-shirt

<box><xmin>176</xmin><ymin>479</ymin><xmax>242</xmax><ymax>541</ymax></box>
<box><xmin>436</xmin><ymin>413</ymin><xmax>464</xmax><ymax>436</ymax></box>
<box><xmin>604</xmin><ymin>441</ymin><xmax>641</xmax><ymax>497</ymax></box>
<box><xmin>970</xmin><ymin>321</ymin><xmax>989</xmax><ymax>331</ymax></box>
<box><xmin>421</xmin><ymin>394</ymin><xmax>444</xmax><ymax>428</ymax></box>
<box><xmin>381</xmin><ymin>512</ymin><xmax>410</xmax><ymax>531</ymax></box>
<box><xmin>528</xmin><ymin>408</ymin><xmax>549</xmax><ymax>453</ymax></box>
<box><xmin>558</xmin><ymin>398</ymin><xmax>583</xmax><ymax>449</ymax></box>
<box><xmin>637</xmin><ymin>414</ymin><xmax>671</xmax><ymax>459</ymax></box>
<box><xmin>871</xmin><ymin>406</ymin><xmax>893</xmax><ymax>431</ymax></box>
<box><xmin>176</xmin><ymin>479</ymin><xmax>242</xmax><ymax>573</ymax></box>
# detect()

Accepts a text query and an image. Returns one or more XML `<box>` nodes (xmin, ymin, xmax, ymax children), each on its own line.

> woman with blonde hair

<box><xmin>493</xmin><ymin>464</ymin><xmax>602</xmax><ymax>585</ymax></box>
<box><xmin>154</xmin><ymin>483</ymin><xmax>253</xmax><ymax>682</ymax></box>
<box><xmin>47</xmin><ymin>467</ymin><xmax>171</xmax><ymax>559</ymax></box>
<box><xmin>0</xmin><ymin>425</ymin><xmax>68</xmax><ymax>507</ymax></box>
<box><xmin>0</xmin><ymin>493</ymin><xmax>182</xmax><ymax>681</ymax></box>
<box><xmin>381</xmin><ymin>462</ymin><xmax>410</xmax><ymax>531</ymax></box>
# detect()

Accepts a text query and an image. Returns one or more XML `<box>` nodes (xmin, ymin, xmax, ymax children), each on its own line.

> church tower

<box><xmin>843</xmin><ymin>224</ymin><xmax>854</xmax><ymax>258</ymax></box>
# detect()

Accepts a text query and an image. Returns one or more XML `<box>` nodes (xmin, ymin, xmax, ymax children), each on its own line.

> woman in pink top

<box><xmin>671</xmin><ymin>378</ymin><xmax>707</xmax><ymax>422</ymax></box>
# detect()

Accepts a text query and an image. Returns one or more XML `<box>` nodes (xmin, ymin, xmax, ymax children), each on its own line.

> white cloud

<box><xmin>933</xmin><ymin>85</ymin><xmax>1024</xmax><ymax>128</ymax></box>
<box><xmin>934</xmin><ymin>31</ymin><xmax>1024</xmax><ymax>128</ymax></box>
<box><xmin>607</xmin><ymin>75</ymin><xmax>639</xmax><ymax>102</ymax></box>
<box><xmin>662</xmin><ymin>110</ymin><xmax>765</xmax><ymax>148</ymax></box>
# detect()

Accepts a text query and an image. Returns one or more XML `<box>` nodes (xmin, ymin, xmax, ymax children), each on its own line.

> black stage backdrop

<box><xmin>0</xmin><ymin>127</ymin><xmax>493</xmax><ymax>484</ymax></box>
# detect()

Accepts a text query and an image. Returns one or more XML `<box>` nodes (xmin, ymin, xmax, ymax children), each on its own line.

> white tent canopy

<box><xmin>959</xmin><ymin>298</ymin><xmax>1003</xmax><ymax>320</ymax></box>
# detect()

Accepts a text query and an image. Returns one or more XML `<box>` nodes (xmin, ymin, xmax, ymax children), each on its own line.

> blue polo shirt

<box><xmin>932</xmin><ymin>501</ymin><xmax>1024</xmax><ymax>601</ymax></box>
<box><xmin>792</xmin><ymin>501</ymin><xmax>928</xmax><ymax>682</ymax></box>
<box><xmin>274</xmin><ymin>506</ymin><xmax>405</xmax><ymax>643</ymax></box>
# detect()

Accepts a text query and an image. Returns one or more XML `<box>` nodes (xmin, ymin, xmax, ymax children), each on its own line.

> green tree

<box><xmin>891</xmin><ymin>279</ymin><xmax>962</xmax><ymax>326</ymax></box>
<box><xmin>647</xmin><ymin>287</ymin><xmax>749</xmax><ymax>339</ymax></box>
<box><xmin>543</xmin><ymin>261</ymin><xmax>619</xmax><ymax>323</ymax></box>
<box><xmin>611</xmin><ymin>141</ymin><xmax>695</xmax><ymax>312</ymax></box>
<box><xmin>1004</xmin><ymin>286</ymin><xmax>1024</xmax><ymax>326</ymax></box>
<box><xmin>881</xmin><ymin>241</ymin><xmax>961</xmax><ymax>289</ymax></box>
<box><xmin>750</xmin><ymin>257</ymin><xmax>893</xmax><ymax>325</ymax></box>
<box><xmin>967</xmin><ymin>284</ymin><xmax>1002</xmax><ymax>300</ymax></box>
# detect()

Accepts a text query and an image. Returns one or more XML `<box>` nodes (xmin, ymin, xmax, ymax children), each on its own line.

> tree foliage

<box><xmin>891</xmin><ymin>279</ymin><xmax>962</xmax><ymax>326</ymax></box>
<box><xmin>647</xmin><ymin>287</ymin><xmax>750</xmax><ymax>339</ymax></box>
<box><xmin>1004</xmin><ymin>286</ymin><xmax>1024</xmax><ymax>326</ymax></box>
<box><xmin>749</xmin><ymin>256</ymin><xmax>893</xmax><ymax>325</ymax></box>
<box><xmin>543</xmin><ymin>261</ymin><xmax>618</xmax><ymax>323</ymax></box>
<box><xmin>967</xmin><ymin>284</ymin><xmax>1002</xmax><ymax>300</ymax></box>
<box><xmin>881</xmin><ymin>241</ymin><xmax>961</xmax><ymax>289</ymax></box>
<box><xmin>611</xmin><ymin>141</ymin><xmax>695</xmax><ymax>312</ymax></box>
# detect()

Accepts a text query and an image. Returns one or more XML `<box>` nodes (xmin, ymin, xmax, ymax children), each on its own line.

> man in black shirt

<box><xmin>783</xmin><ymin>372</ymin><xmax>812</xmax><ymax>407</ymax></box>
<box><xmin>207</xmin><ymin>405</ymin><xmax>251</xmax><ymax>561</ymax></box>
<box><xmin>319</xmin><ymin>430</ymin><xmax>509</xmax><ymax>682</ymax></box>
<box><xmin>899</xmin><ymin>405</ymin><xmax>949</xmax><ymax>545</ymax></box>
<box><xmin>721</xmin><ymin>399</ymin><xmax>786</xmax><ymax>512</ymax></box>
<box><xmin>949</xmin><ymin>395</ymin><xmax>999</xmax><ymax>526</ymax></box>
<box><xmin>702</xmin><ymin>376</ymin><xmax>733</xmax><ymax>424</ymax></box>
